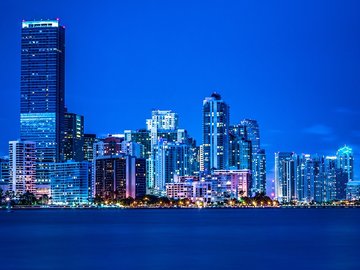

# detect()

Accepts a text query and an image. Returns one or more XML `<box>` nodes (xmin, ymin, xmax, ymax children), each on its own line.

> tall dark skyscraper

<box><xmin>20</xmin><ymin>19</ymin><xmax>65</xmax><ymax>195</ymax></box>
<box><xmin>63</xmin><ymin>111</ymin><xmax>84</xmax><ymax>162</ymax></box>
<box><xmin>202</xmin><ymin>93</ymin><xmax>230</xmax><ymax>171</ymax></box>
<box><xmin>83</xmin><ymin>134</ymin><xmax>99</xmax><ymax>162</ymax></box>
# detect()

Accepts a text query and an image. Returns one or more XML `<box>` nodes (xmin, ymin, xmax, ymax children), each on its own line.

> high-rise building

<box><xmin>199</xmin><ymin>145</ymin><xmax>205</xmax><ymax>172</ymax></box>
<box><xmin>296</xmin><ymin>154</ymin><xmax>329</xmax><ymax>203</ymax></box>
<box><xmin>346</xmin><ymin>181</ymin><xmax>360</xmax><ymax>201</ymax></box>
<box><xmin>296</xmin><ymin>154</ymin><xmax>314</xmax><ymax>202</ymax></box>
<box><xmin>83</xmin><ymin>134</ymin><xmax>98</xmax><ymax>162</ymax></box>
<box><xmin>335</xmin><ymin>168</ymin><xmax>348</xmax><ymax>200</ymax></box>
<box><xmin>50</xmin><ymin>161</ymin><xmax>91</xmax><ymax>205</ymax></box>
<box><xmin>228</xmin><ymin>125</ymin><xmax>252</xmax><ymax>171</ymax></box>
<box><xmin>228</xmin><ymin>125</ymin><xmax>253</xmax><ymax>170</ymax></box>
<box><xmin>20</xmin><ymin>19</ymin><xmax>66</xmax><ymax>194</ymax></box>
<box><xmin>275</xmin><ymin>147</ymin><xmax>356</xmax><ymax>203</ymax></box>
<box><xmin>120</xmin><ymin>141</ymin><xmax>143</xmax><ymax>158</ymax></box>
<box><xmin>228</xmin><ymin>128</ymin><xmax>240</xmax><ymax>169</ymax></box>
<box><xmin>336</xmin><ymin>145</ymin><xmax>354</xmax><ymax>183</ymax></box>
<box><xmin>312</xmin><ymin>156</ymin><xmax>326</xmax><ymax>203</ymax></box>
<box><xmin>0</xmin><ymin>158</ymin><xmax>10</xmax><ymax>192</ymax></box>
<box><xmin>93</xmin><ymin>135</ymin><xmax>123</xmax><ymax>159</ymax></box>
<box><xmin>202</xmin><ymin>93</ymin><xmax>230</xmax><ymax>171</ymax></box>
<box><xmin>324</xmin><ymin>156</ymin><xmax>337</xmax><ymax>201</ymax></box>
<box><xmin>63</xmin><ymin>111</ymin><xmax>84</xmax><ymax>162</ymax></box>
<box><xmin>240</xmin><ymin>119</ymin><xmax>260</xmax><ymax>153</ymax></box>
<box><xmin>187</xmin><ymin>138</ymin><xmax>200</xmax><ymax>175</ymax></box>
<box><xmin>124</xmin><ymin>129</ymin><xmax>151</xmax><ymax>159</ymax></box>
<box><xmin>239</xmin><ymin>138</ymin><xmax>252</xmax><ymax>170</ymax></box>
<box><xmin>253</xmin><ymin>149</ymin><xmax>266</xmax><ymax>194</ymax></box>
<box><xmin>9</xmin><ymin>140</ymin><xmax>36</xmax><ymax>196</ymax></box>
<box><xmin>147</xmin><ymin>110</ymin><xmax>178</xmax><ymax>133</ymax></box>
<box><xmin>275</xmin><ymin>152</ymin><xmax>297</xmax><ymax>203</ymax></box>
<box><xmin>129</xmin><ymin>157</ymin><xmax>147</xmax><ymax>199</ymax></box>
<box><xmin>335</xmin><ymin>145</ymin><xmax>354</xmax><ymax>200</ymax></box>
<box><xmin>238</xmin><ymin>119</ymin><xmax>266</xmax><ymax>195</ymax></box>
<box><xmin>145</xmin><ymin>110</ymin><xmax>192</xmax><ymax>194</ymax></box>
<box><xmin>153</xmin><ymin>140</ymin><xmax>191</xmax><ymax>194</ymax></box>
<box><xmin>147</xmin><ymin>110</ymin><xmax>178</xmax><ymax>151</ymax></box>
<box><xmin>94</xmin><ymin>155</ymin><xmax>146</xmax><ymax>200</ymax></box>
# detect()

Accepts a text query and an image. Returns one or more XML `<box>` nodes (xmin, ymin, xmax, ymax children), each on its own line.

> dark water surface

<box><xmin>0</xmin><ymin>208</ymin><xmax>359</xmax><ymax>270</ymax></box>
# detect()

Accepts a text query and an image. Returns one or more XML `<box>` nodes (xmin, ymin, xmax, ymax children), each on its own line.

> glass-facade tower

<box><xmin>202</xmin><ymin>93</ymin><xmax>230</xmax><ymax>172</ymax></box>
<box><xmin>20</xmin><ymin>19</ymin><xmax>65</xmax><ymax>193</ymax></box>
<box><xmin>336</xmin><ymin>145</ymin><xmax>354</xmax><ymax>183</ymax></box>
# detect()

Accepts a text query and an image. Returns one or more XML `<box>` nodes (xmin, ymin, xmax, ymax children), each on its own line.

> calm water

<box><xmin>0</xmin><ymin>208</ymin><xmax>359</xmax><ymax>270</ymax></box>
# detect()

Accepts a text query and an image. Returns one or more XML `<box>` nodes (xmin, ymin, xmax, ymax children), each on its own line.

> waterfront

<box><xmin>0</xmin><ymin>209</ymin><xmax>359</xmax><ymax>270</ymax></box>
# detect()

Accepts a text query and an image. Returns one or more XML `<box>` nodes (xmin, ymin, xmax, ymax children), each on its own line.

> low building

<box><xmin>166</xmin><ymin>182</ymin><xmax>193</xmax><ymax>200</ymax></box>
<box><xmin>166</xmin><ymin>176</ymin><xmax>214</xmax><ymax>203</ymax></box>
<box><xmin>167</xmin><ymin>171</ymin><xmax>251</xmax><ymax>203</ymax></box>
<box><xmin>50</xmin><ymin>161</ymin><xmax>91</xmax><ymax>205</ymax></box>
<box><xmin>192</xmin><ymin>180</ymin><xmax>213</xmax><ymax>203</ymax></box>
<box><xmin>213</xmin><ymin>169</ymin><xmax>251</xmax><ymax>200</ymax></box>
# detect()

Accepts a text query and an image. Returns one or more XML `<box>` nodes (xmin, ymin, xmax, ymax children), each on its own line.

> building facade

<box><xmin>240</xmin><ymin>119</ymin><xmax>260</xmax><ymax>153</ymax></box>
<box><xmin>153</xmin><ymin>140</ymin><xmax>191</xmax><ymax>194</ymax></box>
<box><xmin>94</xmin><ymin>155</ymin><xmax>146</xmax><ymax>200</ymax></box>
<box><xmin>63</xmin><ymin>111</ymin><xmax>84</xmax><ymax>162</ymax></box>
<box><xmin>213</xmin><ymin>169</ymin><xmax>252</xmax><ymax>200</ymax></box>
<box><xmin>253</xmin><ymin>149</ymin><xmax>266</xmax><ymax>194</ymax></box>
<box><xmin>166</xmin><ymin>177</ymin><xmax>213</xmax><ymax>203</ymax></box>
<box><xmin>0</xmin><ymin>158</ymin><xmax>10</xmax><ymax>192</ymax></box>
<box><xmin>124</xmin><ymin>129</ymin><xmax>151</xmax><ymax>159</ymax></box>
<box><xmin>275</xmin><ymin>152</ymin><xmax>297</xmax><ymax>203</ymax></box>
<box><xmin>121</xmin><ymin>141</ymin><xmax>143</xmax><ymax>158</ymax></box>
<box><xmin>93</xmin><ymin>135</ymin><xmax>123</xmax><ymax>159</ymax></box>
<box><xmin>50</xmin><ymin>161</ymin><xmax>91</xmax><ymax>205</ymax></box>
<box><xmin>83</xmin><ymin>134</ymin><xmax>98</xmax><ymax>162</ymax></box>
<box><xmin>346</xmin><ymin>181</ymin><xmax>360</xmax><ymax>201</ymax></box>
<box><xmin>336</xmin><ymin>145</ymin><xmax>354</xmax><ymax>183</ymax></box>
<box><xmin>9</xmin><ymin>140</ymin><xmax>36</xmax><ymax>196</ymax></box>
<box><xmin>324</xmin><ymin>156</ymin><xmax>337</xmax><ymax>201</ymax></box>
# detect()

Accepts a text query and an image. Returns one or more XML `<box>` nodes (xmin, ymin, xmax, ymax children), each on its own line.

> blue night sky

<box><xmin>0</xmin><ymin>0</ymin><xmax>360</xmax><ymax>181</ymax></box>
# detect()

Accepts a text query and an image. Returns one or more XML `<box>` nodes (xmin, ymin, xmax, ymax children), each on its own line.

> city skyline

<box><xmin>1</xmin><ymin>3</ymin><xmax>360</xmax><ymax>270</ymax></box>
<box><xmin>0</xmin><ymin>0</ymin><xmax>360</xmax><ymax>181</ymax></box>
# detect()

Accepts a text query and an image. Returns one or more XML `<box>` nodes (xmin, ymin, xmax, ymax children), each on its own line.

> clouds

<box><xmin>303</xmin><ymin>124</ymin><xmax>333</xmax><ymax>136</ymax></box>
<box><xmin>302</xmin><ymin>124</ymin><xmax>337</xmax><ymax>143</ymax></box>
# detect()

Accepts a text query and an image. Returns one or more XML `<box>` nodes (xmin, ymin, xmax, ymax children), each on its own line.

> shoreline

<box><xmin>1</xmin><ymin>205</ymin><xmax>360</xmax><ymax>210</ymax></box>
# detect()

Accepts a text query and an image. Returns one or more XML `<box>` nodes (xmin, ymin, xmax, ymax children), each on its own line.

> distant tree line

<box><xmin>0</xmin><ymin>189</ymin><xmax>50</xmax><ymax>206</ymax></box>
<box><xmin>93</xmin><ymin>192</ymin><xmax>278</xmax><ymax>208</ymax></box>
<box><xmin>2</xmin><ymin>188</ymin><xmax>359</xmax><ymax>208</ymax></box>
